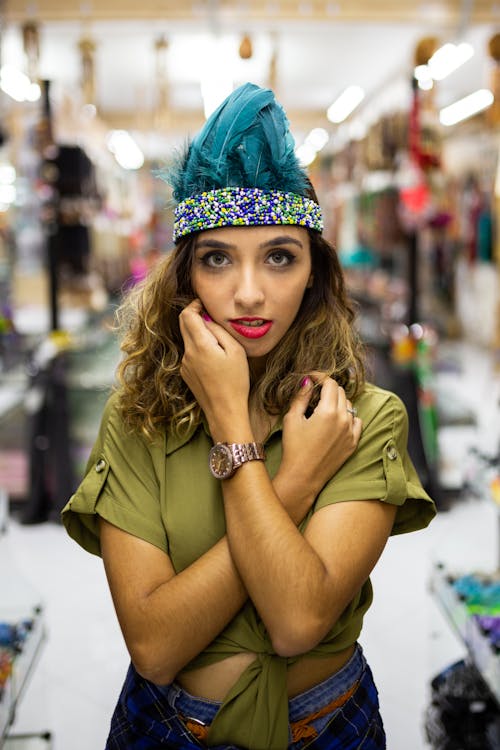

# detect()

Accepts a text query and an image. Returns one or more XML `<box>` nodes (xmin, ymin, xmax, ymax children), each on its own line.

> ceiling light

<box><xmin>26</xmin><ymin>81</ymin><xmax>41</xmax><ymax>101</ymax></box>
<box><xmin>106</xmin><ymin>130</ymin><xmax>144</xmax><ymax>170</ymax></box>
<box><xmin>428</xmin><ymin>42</ymin><xmax>474</xmax><ymax>81</ymax></box>
<box><xmin>439</xmin><ymin>89</ymin><xmax>494</xmax><ymax>126</ymax></box>
<box><xmin>0</xmin><ymin>184</ymin><xmax>16</xmax><ymax>204</ymax></box>
<box><xmin>0</xmin><ymin>164</ymin><xmax>16</xmax><ymax>184</ymax></box>
<box><xmin>305</xmin><ymin>127</ymin><xmax>329</xmax><ymax>151</ymax></box>
<box><xmin>295</xmin><ymin>143</ymin><xmax>317</xmax><ymax>167</ymax></box>
<box><xmin>327</xmin><ymin>85</ymin><xmax>365</xmax><ymax>124</ymax></box>
<box><xmin>414</xmin><ymin>64</ymin><xmax>434</xmax><ymax>90</ymax></box>
<box><xmin>0</xmin><ymin>65</ymin><xmax>38</xmax><ymax>102</ymax></box>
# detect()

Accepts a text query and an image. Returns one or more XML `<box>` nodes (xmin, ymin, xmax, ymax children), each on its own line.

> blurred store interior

<box><xmin>1</xmin><ymin>1</ymin><xmax>500</xmax><ymax>748</ymax></box>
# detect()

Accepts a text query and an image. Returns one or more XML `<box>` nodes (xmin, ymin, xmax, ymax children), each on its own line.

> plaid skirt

<box><xmin>105</xmin><ymin>645</ymin><xmax>385</xmax><ymax>750</ymax></box>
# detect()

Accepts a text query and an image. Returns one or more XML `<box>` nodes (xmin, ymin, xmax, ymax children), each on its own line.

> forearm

<box><xmin>102</xmin><ymin>528</ymin><xmax>246</xmax><ymax>685</ymax></box>
<box><xmin>104</xmin><ymin>457</ymin><xmax>322</xmax><ymax>686</ymax></box>
<box><xmin>222</xmin><ymin>461</ymin><xmax>334</xmax><ymax>656</ymax></box>
<box><xmin>140</xmin><ymin>484</ymin><xmax>316</xmax><ymax>679</ymax></box>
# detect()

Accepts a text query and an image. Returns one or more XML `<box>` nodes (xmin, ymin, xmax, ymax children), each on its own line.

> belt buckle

<box><xmin>184</xmin><ymin>715</ymin><xmax>206</xmax><ymax>727</ymax></box>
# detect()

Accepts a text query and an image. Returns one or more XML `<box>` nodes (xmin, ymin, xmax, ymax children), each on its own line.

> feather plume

<box><xmin>160</xmin><ymin>82</ymin><xmax>309</xmax><ymax>203</ymax></box>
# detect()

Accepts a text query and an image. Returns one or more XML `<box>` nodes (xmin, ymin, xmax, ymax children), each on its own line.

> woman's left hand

<box><xmin>179</xmin><ymin>299</ymin><xmax>251</xmax><ymax>436</ymax></box>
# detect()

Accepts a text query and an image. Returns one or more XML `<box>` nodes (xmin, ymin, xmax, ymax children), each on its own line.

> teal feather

<box><xmin>161</xmin><ymin>82</ymin><xmax>309</xmax><ymax>203</ymax></box>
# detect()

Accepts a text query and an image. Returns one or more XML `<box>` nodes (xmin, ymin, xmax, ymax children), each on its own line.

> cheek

<box><xmin>191</xmin><ymin>273</ymin><xmax>220</xmax><ymax>311</ymax></box>
<box><xmin>290</xmin><ymin>277</ymin><xmax>312</xmax><ymax>309</ymax></box>
<box><xmin>191</xmin><ymin>271</ymin><xmax>207</xmax><ymax>300</ymax></box>
<box><xmin>276</xmin><ymin>285</ymin><xmax>308</xmax><ymax>326</ymax></box>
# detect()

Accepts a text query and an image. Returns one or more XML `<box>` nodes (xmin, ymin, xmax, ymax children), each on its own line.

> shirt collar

<box><xmin>166</xmin><ymin>413</ymin><xmax>283</xmax><ymax>455</ymax></box>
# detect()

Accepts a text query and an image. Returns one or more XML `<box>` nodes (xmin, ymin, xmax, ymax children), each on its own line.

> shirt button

<box><xmin>387</xmin><ymin>446</ymin><xmax>398</xmax><ymax>460</ymax></box>
<box><xmin>95</xmin><ymin>458</ymin><xmax>106</xmax><ymax>473</ymax></box>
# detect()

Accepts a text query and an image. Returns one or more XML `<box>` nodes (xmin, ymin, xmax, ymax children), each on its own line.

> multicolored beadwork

<box><xmin>173</xmin><ymin>187</ymin><xmax>323</xmax><ymax>242</ymax></box>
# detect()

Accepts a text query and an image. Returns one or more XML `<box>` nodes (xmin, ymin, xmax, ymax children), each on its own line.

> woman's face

<box><xmin>191</xmin><ymin>224</ymin><xmax>312</xmax><ymax>366</ymax></box>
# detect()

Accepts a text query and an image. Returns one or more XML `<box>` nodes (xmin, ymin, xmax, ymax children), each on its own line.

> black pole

<box><xmin>40</xmin><ymin>79</ymin><xmax>59</xmax><ymax>331</ymax></box>
<box><xmin>407</xmin><ymin>228</ymin><xmax>418</xmax><ymax>325</ymax></box>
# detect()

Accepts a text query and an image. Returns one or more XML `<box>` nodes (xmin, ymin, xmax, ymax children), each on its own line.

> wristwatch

<box><xmin>208</xmin><ymin>442</ymin><xmax>265</xmax><ymax>480</ymax></box>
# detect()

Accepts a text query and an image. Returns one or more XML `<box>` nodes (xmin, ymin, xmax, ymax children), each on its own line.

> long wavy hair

<box><xmin>114</xmin><ymin>229</ymin><xmax>366</xmax><ymax>439</ymax></box>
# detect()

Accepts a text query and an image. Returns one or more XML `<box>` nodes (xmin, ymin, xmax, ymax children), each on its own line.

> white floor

<box><xmin>2</xmin><ymin>340</ymin><xmax>500</xmax><ymax>750</ymax></box>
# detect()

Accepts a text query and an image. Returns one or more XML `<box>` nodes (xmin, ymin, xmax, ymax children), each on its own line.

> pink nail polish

<box><xmin>201</xmin><ymin>312</ymin><xmax>212</xmax><ymax>322</ymax></box>
<box><xmin>300</xmin><ymin>376</ymin><xmax>310</xmax><ymax>387</ymax></box>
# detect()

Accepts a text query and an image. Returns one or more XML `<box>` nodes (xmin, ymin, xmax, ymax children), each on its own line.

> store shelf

<box><xmin>0</xmin><ymin>609</ymin><xmax>46</xmax><ymax>744</ymax></box>
<box><xmin>0</xmin><ymin>496</ymin><xmax>48</xmax><ymax>748</ymax></box>
<box><xmin>431</xmin><ymin>562</ymin><xmax>500</xmax><ymax>705</ymax></box>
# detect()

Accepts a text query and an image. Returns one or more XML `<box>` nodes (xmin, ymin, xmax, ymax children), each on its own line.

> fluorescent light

<box><xmin>327</xmin><ymin>85</ymin><xmax>365</xmax><ymax>123</ymax></box>
<box><xmin>296</xmin><ymin>127</ymin><xmax>330</xmax><ymax>166</ymax></box>
<box><xmin>439</xmin><ymin>89</ymin><xmax>494</xmax><ymax>126</ymax></box>
<box><xmin>305</xmin><ymin>128</ymin><xmax>329</xmax><ymax>150</ymax></box>
<box><xmin>0</xmin><ymin>184</ymin><xmax>16</xmax><ymax>204</ymax></box>
<box><xmin>428</xmin><ymin>42</ymin><xmax>474</xmax><ymax>81</ymax></box>
<box><xmin>107</xmin><ymin>130</ymin><xmax>144</xmax><ymax>170</ymax></box>
<box><xmin>0</xmin><ymin>165</ymin><xmax>16</xmax><ymax>184</ymax></box>
<box><xmin>296</xmin><ymin>143</ymin><xmax>317</xmax><ymax>167</ymax></box>
<box><xmin>414</xmin><ymin>64</ymin><xmax>434</xmax><ymax>90</ymax></box>
<box><xmin>0</xmin><ymin>65</ymin><xmax>32</xmax><ymax>101</ymax></box>
<box><xmin>26</xmin><ymin>82</ymin><xmax>41</xmax><ymax>102</ymax></box>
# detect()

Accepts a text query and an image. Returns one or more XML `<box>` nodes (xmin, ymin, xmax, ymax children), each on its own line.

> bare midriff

<box><xmin>176</xmin><ymin>643</ymin><xmax>356</xmax><ymax>701</ymax></box>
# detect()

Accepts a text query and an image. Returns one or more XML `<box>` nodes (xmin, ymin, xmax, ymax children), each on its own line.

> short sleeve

<box><xmin>314</xmin><ymin>385</ymin><xmax>436</xmax><ymax>535</ymax></box>
<box><xmin>61</xmin><ymin>393</ymin><xmax>168</xmax><ymax>556</ymax></box>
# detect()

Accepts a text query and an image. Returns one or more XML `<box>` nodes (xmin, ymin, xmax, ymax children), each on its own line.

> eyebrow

<box><xmin>195</xmin><ymin>235</ymin><xmax>304</xmax><ymax>251</ymax></box>
<box><xmin>259</xmin><ymin>235</ymin><xmax>304</xmax><ymax>249</ymax></box>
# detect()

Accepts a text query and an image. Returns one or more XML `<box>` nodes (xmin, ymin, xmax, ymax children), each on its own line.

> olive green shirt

<box><xmin>61</xmin><ymin>382</ymin><xmax>436</xmax><ymax>749</ymax></box>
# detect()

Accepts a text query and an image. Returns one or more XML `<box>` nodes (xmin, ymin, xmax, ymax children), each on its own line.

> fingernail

<box><xmin>300</xmin><ymin>376</ymin><xmax>310</xmax><ymax>388</ymax></box>
<box><xmin>201</xmin><ymin>312</ymin><xmax>212</xmax><ymax>322</ymax></box>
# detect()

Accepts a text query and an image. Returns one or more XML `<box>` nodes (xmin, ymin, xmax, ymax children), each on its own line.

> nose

<box><xmin>233</xmin><ymin>267</ymin><xmax>265</xmax><ymax>310</ymax></box>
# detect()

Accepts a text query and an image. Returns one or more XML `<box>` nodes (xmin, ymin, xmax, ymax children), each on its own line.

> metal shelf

<box><xmin>0</xmin><ymin>609</ymin><xmax>46</xmax><ymax>746</ymax></box>
<box><xmin>431</xmin><ymin>562</ymin><xmax>500</xmax><ymax>705</ymax></box>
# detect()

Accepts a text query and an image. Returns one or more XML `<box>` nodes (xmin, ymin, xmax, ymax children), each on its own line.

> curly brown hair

<box><xmin>114</xmin><ymin>230</ymin><xmax>366</xmax><ymax>439</ymax></box>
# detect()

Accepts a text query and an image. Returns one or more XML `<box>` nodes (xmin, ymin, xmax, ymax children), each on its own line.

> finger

<box><xmin>313</xmin><ymin>375</ymin><xmax>342</xmax><ymax>411</ymax></box>
<box><xmin>180</xmin><ymin>301</ymin><xmax>219</xmax><ymax>346</ymax></box>
<box><xmin>303</xmin><ymin>371</ymin><xmax>331</xmax><ymax>406</ymax></box>
<box><xmin>307</xmin><ymin>370</ymin><xmax>331</xmax><ymax>386</ymax></box>
<box><xmin>180</xmin><ymin>311</ymin><xmax>213</xmax><ymax>341</ymax></box>
<box><xmin>287</xmin><ymin>376</ymin><xmax>314</xmax><ymax>417</ymax></box>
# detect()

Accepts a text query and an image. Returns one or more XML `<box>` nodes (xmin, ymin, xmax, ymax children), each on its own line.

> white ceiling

<box><xmin>2</xmin><ymin>2</ymin><xmax>499</xmax><ymax>159</ymax></box>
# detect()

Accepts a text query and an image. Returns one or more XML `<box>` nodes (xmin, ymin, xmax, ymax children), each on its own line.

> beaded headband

<box><xmin>159</xmin><ymin>83</ymin><xmax>323</xmax><ymax>243</ymax></box>
<box><xmin>173</xmin><ymin>186</ymin><xmax>323</xmax><ymax>241</ymax></box>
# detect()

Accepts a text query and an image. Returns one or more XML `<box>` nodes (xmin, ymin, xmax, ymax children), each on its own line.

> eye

<box><xmin>201</xmin><ymin>252</ymin><xmax>230</xmax><ymax>268</ymax></box>
<box><xmin>267</xmin><ymin>250</ymin><xmax>295</xmax><ymax>267</ymax></box>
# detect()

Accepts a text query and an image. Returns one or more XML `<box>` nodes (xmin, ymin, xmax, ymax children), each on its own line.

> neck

<box><xmin>248</xmin><ymin>355</ymin><xmax>267</xmax><ymax>381</ymax></box>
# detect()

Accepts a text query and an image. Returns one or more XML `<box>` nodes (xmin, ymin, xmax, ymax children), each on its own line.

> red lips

<box><xmin>229</xmin><ymin>317</ymin><xmax>273</xmax><ymax>339</ymax></box>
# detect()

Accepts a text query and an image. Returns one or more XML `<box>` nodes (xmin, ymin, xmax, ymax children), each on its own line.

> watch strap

<box><xmin>229</xmin><ymin>442</ymin><xmax>266</xmax><ymax>468</ymax></box>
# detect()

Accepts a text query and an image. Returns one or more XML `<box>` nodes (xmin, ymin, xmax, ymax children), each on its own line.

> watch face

<box><xmin>209</xmin><ymin>443</ymin><xmax>233</xmax><ymax>479</ymax></box>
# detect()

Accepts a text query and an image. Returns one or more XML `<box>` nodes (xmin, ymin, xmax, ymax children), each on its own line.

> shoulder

<box><xmin>354</xmin><ymin>382</ymin><xmax>407</xmax><ymax>428</ymax></box>
<box><xmin>92</xmin><ymin>390</ymin><xmax>165</xmax><ymax>471</ymax></box>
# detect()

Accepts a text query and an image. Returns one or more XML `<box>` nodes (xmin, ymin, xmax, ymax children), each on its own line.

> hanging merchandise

<box><xmin>486</xmin><ymin>33</ymin><xmax>500</xmax><ymax>129</ymax></box>
<box><xmin>476</xmin><ymin>196</ymin><xmax>494</xmax><ymax>263</ymax></box>
<box><xmin>0</xmin><ymin>223</ymin><xmax>18</xmax><ymax>372</ymax></box>
<box><xmin>408</xmin><ymin>76</ymin><xmax>441</xmax><ymax>172</ymax></box>
<box><xmin>388</xmin><ymin>323</ymin><xmax>442</xmax><ymax>506</ymax></box>
<box><xmin>424</xmin><ymin>659</ymin><xmax>500</xmax><ymax>750</ymax></box>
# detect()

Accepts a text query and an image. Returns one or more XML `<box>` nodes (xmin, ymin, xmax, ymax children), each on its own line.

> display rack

<box><xmin>431</xmin><ymin>561</ymin><xmax>500</xmax><ymax>706</ymax></box>
<box><xmin>0</xmin><ymin>487</ymin><xmax>50</xmax><ymax>748</ymax></box>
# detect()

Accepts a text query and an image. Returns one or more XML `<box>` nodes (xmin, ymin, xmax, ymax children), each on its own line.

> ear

<box><xmin>306</xmin><ymin>274</ymin><xmax>314</xmax><ymax>289</ymax></box>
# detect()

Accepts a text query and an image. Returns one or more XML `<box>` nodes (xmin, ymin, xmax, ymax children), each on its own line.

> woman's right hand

<box><xmin>179</xmin><ymin>299</ymin><xmax>252</xmax><ymax>441</ymax></box>
<box><xmin>275</xmin><ymin>372</ymin><xmax>362</xmax><ymax>522</ymax></box>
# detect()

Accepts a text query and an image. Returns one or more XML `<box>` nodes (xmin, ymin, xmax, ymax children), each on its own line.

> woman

<box><xmin>62</xmin><ymin>83</ymin><xmax>435</xmax><ymax>750</ymax></box>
